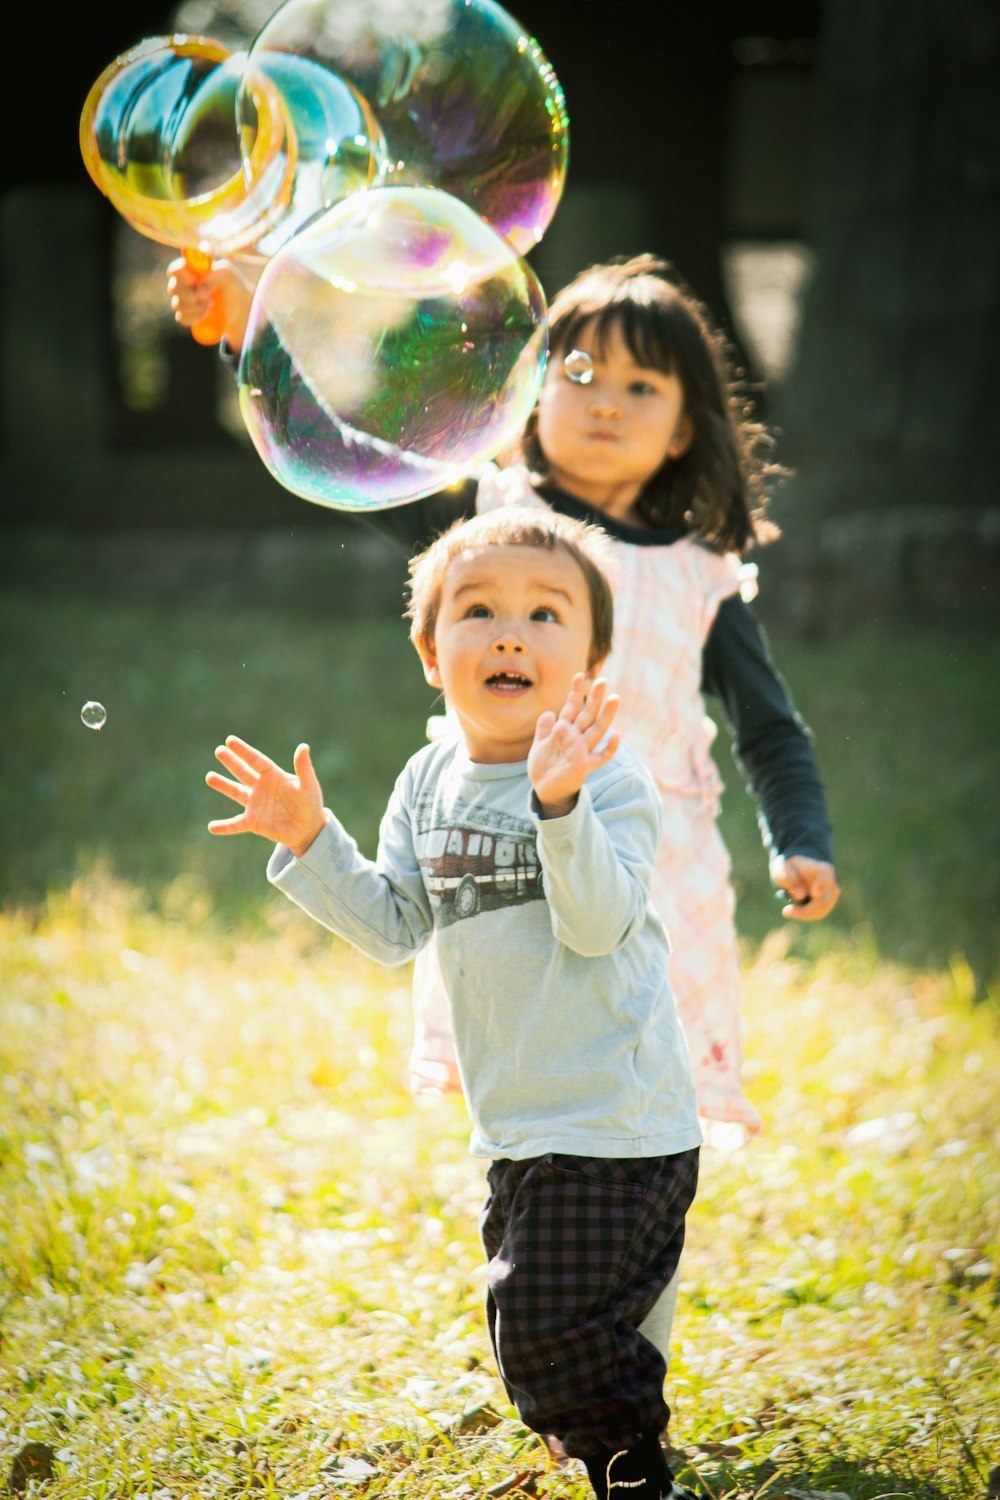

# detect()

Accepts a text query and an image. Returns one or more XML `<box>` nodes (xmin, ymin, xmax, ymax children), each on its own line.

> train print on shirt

<box><xmin>412</xmin><ymin>792</ymin><xmax>544</xmax><ymax>927</ymax></box>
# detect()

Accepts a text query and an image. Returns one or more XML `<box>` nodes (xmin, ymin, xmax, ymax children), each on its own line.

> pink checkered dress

<box><xmin>410</xmin><ymin>468</ymin><xmax>763</xmax><ymax>1150</ymax></box>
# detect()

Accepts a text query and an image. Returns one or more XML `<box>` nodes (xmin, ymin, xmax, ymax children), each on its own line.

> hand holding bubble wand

<box><xmin>81</xmin><ymin>0</ymin><xmax>571</xmax><ymax>513</ymax></box>
<box><xmin>79</xmin><ymin>35</ymin><xmax>299</xmax><ymax>345</ymax></box>
<box><xmin>80</xmin><ymin>23</ymin><xmax>394</xmax><ymax>346</ymax></box>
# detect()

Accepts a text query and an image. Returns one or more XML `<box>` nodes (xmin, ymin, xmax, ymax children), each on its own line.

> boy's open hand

<box><xmin>207</xmin><ymin>736</ymin><xmax>326</xmax><ymax>857</ymax></box>
<box><xmin>528</xmin><ymin>674</ymin><xmax>620</xmax><ymax>819</ymax></box>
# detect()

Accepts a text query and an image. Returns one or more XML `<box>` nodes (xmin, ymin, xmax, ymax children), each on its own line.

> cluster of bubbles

<box><xmin>80</xmin><ymin>0</ymin><xmax>569</xmax><ymax>509</ymax></box>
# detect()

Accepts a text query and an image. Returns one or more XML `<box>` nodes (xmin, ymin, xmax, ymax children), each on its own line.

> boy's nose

<box><xmin>491</xmin><ymin>635</ymin><xmax>525</xmax><ymax>654</ymax></box>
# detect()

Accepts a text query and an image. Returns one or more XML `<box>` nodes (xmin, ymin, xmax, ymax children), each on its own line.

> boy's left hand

<box><xmin>528</xmin><ymin>674</ymin><xmax>620</xmax><ymax>819</ymax></box>
<box><xmin>770</xmin><ymin>855</ymin><xmax>840</xmax><ymax>921</ymax></box>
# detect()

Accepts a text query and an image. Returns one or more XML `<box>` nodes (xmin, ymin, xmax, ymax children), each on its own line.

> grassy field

<box><xmin>2</xmin><ymin>590</ymin><xmax>996</xmax><ymax>987</ymax></box>
<box><xmin>2</xmin><ymin>589</ymin><xmax>998</xmax><ymax>1498</ymax></box>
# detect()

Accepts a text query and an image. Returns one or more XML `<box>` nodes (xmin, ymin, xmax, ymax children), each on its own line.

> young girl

<box><xmin>408</xmin><ymin>254</ymin><xmax>839</xmax><ymax>1153</ymax></box>
<box><xmin>167</xmin><ymin>250</ymin><xmax>840</xmax><ymax>1153</ymax></box>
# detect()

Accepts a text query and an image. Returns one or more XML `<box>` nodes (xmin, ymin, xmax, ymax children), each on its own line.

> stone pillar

<box><xmin>1</xmin><ymin>186</ymin><xmax>112</xmax><ymax>520</ymax></box>
<box><xmin>762</xmin><ymin>0</ymin><xmax>1000</xmax><ymax>632</ymax></box>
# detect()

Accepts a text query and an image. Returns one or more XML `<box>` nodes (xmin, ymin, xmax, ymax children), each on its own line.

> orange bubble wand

<box><xmin>180</xmin><ymin>247</ymin><xmax>228</xmax><ymax>346</ymax></box>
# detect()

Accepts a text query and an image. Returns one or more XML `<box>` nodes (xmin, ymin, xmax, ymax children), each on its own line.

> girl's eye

<box><xmin>628</xmin><ymin>379</ymin><xmax>658</xmax><ymax>396</ymax></box>
<box><xmin>530</xmin><ymin>606</ymin><xmax>559</xmax><ymax>623</ymax></box>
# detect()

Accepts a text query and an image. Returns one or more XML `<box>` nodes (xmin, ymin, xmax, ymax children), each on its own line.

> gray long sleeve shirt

<box><xmin>267</xmin><ymin>738</ymin><xmax>702</xmax><ymax>1162</ymax></box>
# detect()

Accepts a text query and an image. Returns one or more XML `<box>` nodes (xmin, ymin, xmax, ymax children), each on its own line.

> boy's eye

<box><xmin>464</xmin><ymin>604</ymin><xmax>492</xmax><ymax>619</ymax></box>
<box><xmin>530</xmin><ymin>606</ymin><xmax>559</xmax><ymax>623</ymax></box>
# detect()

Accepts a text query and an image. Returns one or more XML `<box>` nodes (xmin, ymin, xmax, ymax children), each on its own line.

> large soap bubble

<box><xmin>240</xmin><ymin>54</ymin><xmax>388</xmax><ymax>257</ymax></box>
<box><xmin>238</xmin><ymin>186</ymin><xmax>548</xmax><ymax>510</ymax></box>
<box><xmin>238</xmin><ymin>0</ymin><xmax>569</xmax><ymax>256</ymax></box>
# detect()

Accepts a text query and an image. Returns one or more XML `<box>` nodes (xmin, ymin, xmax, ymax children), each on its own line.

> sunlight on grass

<box><xmin>2</xmin><ymin>872</ymin><xmax>997</xmax><ymax>1499</ymax></box>
<box><xmin>3</xmin><ymin>592</ymin><xmax>998</xmax><ymax>1495</ymax></box>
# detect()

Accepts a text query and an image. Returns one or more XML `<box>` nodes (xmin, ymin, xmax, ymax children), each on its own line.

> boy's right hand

<box><xmin>528</xmin><ymin>674</ymin><xmax>620</xmax><ymax>819</ymax></box>
<box><xmin>207</xmin><ymin>736</ymin><xmax>326</xmax><ymax>857</ymax></box>
<box><xmin>167</xmin><ymin>258</ymin><xmax>255</xmax><ymax>352</ymax></box>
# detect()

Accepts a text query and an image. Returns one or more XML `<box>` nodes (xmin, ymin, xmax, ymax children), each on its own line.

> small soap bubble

<box><xmin>81</xmin><ymin>701</ymin><xmax>107</xmax><ymax>731</ymax></box>
<box><xmin>564</xmin><ymin>349</ymin><xmax>593</xmax><ymax>384</ymax></box>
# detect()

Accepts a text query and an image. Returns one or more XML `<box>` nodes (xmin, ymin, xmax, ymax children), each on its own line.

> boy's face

<box><xmin>417</xmin><ymin>543</ymin><xmax>604</xmax><ymax>764</ymax></box>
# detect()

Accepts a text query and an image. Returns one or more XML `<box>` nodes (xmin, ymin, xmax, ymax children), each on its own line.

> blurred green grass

<box><xmin>2</xmin><ymin>589</ymin><xmax>998</xmax><ymax>989</ymax></box>
<box><xmin>711</xmin><ymin>620</ymin><xmax>1000</xmax><ymax>990</ymax></box>
<box><xmin>1</xmin><ymin>593</ymin><xmax>439</xmax><ymax>928</ymax></box>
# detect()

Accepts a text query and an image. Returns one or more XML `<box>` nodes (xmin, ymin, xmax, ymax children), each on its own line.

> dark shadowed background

<box><xmin>4</xmin><ymin>0</ymin><xmax>997</xmax><ymax>630</ymax></box>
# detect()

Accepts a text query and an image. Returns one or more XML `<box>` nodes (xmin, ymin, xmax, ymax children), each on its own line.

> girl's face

<box><xmin>535</xmin><ymin>321</ymin><xmax>692</xmax><ymax>522</ymax></box>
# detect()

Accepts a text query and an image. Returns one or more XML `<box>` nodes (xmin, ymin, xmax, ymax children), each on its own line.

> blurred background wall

<box><xmin>2</xmin><ymin>0</ymin><xmax>998</xmax><ymax>632</ymax></box>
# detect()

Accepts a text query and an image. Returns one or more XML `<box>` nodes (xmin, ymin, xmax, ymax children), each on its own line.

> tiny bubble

<box><xmin>81</xmin><ymin>701</ymin><xmax>107</xmax><ymax>731</ymax></box>
<box><xmin>564</xmin><ymin>349</ymin><xmax>593</xmax><ymax>384</ymax></box>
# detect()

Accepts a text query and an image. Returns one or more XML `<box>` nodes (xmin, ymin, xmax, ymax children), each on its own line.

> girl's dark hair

<box><xmin>519</xmin><ymin>254</ymin><xmax>783</xmax><ymax>553</ymax></box>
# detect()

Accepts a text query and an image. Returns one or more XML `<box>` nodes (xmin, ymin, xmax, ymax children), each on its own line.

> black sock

<box><xmin>582</xmin><ymin>1427</ymin><xmax>672</xmax><ymax>1499</ymax></box>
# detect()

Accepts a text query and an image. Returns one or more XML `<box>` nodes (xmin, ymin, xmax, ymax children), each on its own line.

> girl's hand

<box><xmin>770</xmin><ymin>855</ymin><xmax>840</xmax><ymax>921</ymax></box>
<box><xmin>207</xmin><ymin>736</ymin><xmax>326</xmax><ymax>857</ymax></box>
<box><xmin>528</xmin><ymin>674</ymin><xmax>620</xmax><ymax>818</ymax></box>
<box><xmin>167</xmin><ymin>258</ymin><xmax>255</xmax><ymax>351</ymax></box>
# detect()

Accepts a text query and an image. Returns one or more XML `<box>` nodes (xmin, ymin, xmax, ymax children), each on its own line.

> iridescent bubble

<box><xmin>81</xmin><ymin>701</ymin><xmax>107</xmax><ymax>731</ymax></box>
<box><xmin>564</xmin><ymin>349</ymin><xmax>593</xmax><ymax>384</ymax></box>
<box><xmin>237</xmin><ymin>186</ymin><xmax>548</xmax><ymax>511</ymax></box>
<box><xmin>240</xmin><ymin>54</ymin><xmax>388</xmax><ymax>257</ymax></box>
<box><xmin>238</xmin><ymin>0</ymin><xmax>569</xmax><ymax>256</ymax></box>
<box><xmin>79</xmin><ymin>35</ymin><xmax>294</xmax><ymax>257</ymax></box>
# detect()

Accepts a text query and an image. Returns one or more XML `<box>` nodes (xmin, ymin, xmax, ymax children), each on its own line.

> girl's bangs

<box><xmin>553</xmin><ymin>297</ymin><xmax>681</xmax><ymax>376</ymax></box>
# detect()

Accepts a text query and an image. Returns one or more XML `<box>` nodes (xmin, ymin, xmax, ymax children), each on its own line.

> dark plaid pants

<box><xmin>479</xmin><ymin>1148</ymin><xmax>699</xmax><ymax>1460</ymax></box>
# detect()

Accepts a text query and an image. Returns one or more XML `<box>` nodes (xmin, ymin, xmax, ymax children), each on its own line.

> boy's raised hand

<box><xmin>207</xmin><ymin>736</ymin><xmax>326</xmax><ymax>857</ymax></box>
<box><xmin>528</xmin><ymin>674</ymin><xmax>620</xmax><ymax>819</ymax></box>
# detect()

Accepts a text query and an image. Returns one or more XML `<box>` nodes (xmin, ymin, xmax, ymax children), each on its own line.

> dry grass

<box><xmin>1</xmin><ymin>870</ymin><xmax>997</xmax><ymax>1499</ymax></box>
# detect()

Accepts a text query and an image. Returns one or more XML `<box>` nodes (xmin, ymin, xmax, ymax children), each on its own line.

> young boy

<box><xmin>206</xmin><ymin>508</ymin><xmax>702</xmax><ymax>1500</ymax></box>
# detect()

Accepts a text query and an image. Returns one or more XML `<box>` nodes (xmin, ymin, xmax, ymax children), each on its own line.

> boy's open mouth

<box><xmin>486</xmin><ymin>670</ymin><xmax>532</xmax><ymax>692</ymax></box>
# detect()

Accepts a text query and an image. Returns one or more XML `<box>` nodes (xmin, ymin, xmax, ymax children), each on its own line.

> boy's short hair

<box><xmin>406</xmin><ymin>506</ymin><xmax>615</xmax><ymax>669</ymax></box>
